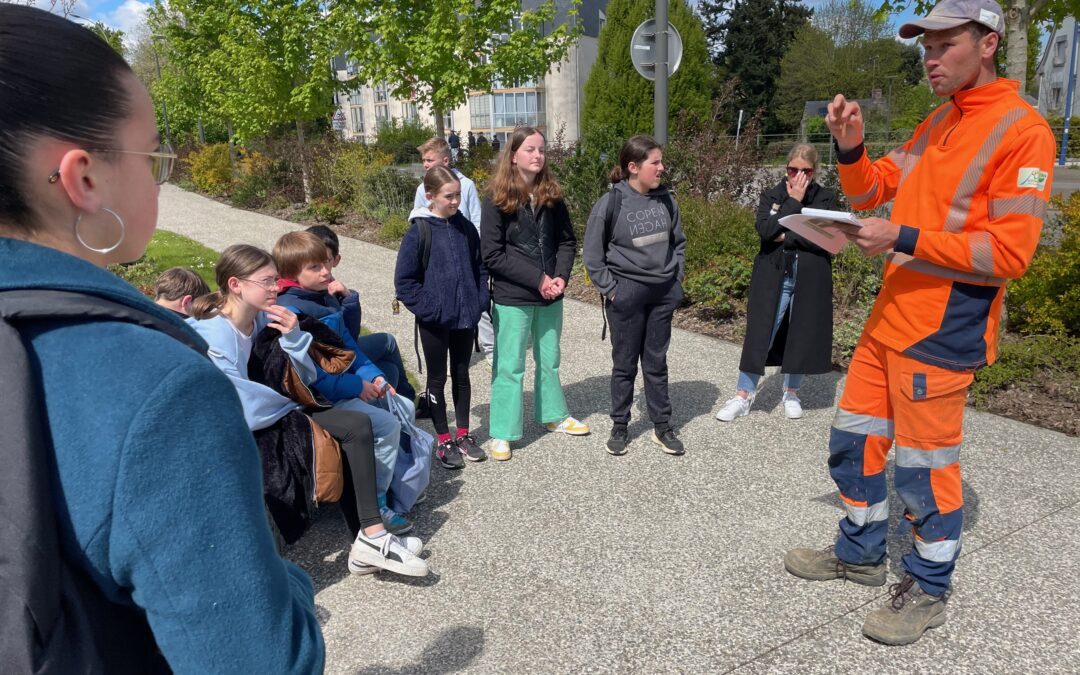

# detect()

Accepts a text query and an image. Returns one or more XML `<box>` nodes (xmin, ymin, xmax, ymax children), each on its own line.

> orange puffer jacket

<box><xmin>838</xmin><ymin>78</ymin><xmax>1055</xmax><ymax>370</ymax></box>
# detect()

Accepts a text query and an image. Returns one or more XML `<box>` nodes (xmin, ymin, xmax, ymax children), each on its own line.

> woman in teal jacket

<box><xmin>0</xmin><ymin>6</ymin><xmax>323</xmax><ymax>672</ymax></box>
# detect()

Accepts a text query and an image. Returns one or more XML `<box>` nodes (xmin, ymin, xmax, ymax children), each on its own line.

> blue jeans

<box><xmin>356</xmin><ymin>332</ymin><xmax>417</xmax><ymax>402</ymax></box>
<box><xmin>738</xmin><ymin>259</ymin><xmax>804</xmax><ymax>393</ymax></box>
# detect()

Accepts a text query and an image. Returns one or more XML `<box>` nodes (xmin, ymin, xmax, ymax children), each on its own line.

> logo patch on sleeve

<box><xmin>1017</xmin><ymin>167</ymin><xmax>1048</xmax><ymax>190</ymax></box>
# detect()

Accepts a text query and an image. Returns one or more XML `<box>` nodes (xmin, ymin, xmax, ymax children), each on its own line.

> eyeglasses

<box><xmin>90</xmin><ymin>143</ymin><xmax>178</xmax><ymax>185</ymax></box>
<box><xmin>239</xmin><ymin>277</ymin><xmax>280</xmax><ymax>291</ymax></box>
<box><xmin>786</xmin><ymin>166</ymin><xmax>814</xmax><ymax>178</ymax></box>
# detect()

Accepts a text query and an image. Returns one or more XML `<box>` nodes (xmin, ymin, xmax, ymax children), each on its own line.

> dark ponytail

<box><xmin>609</xmin><ymin>135</ymin><xmax>663</xmax><ymax>184</ymax></box>
<box><xmin>0</xmin><ymin>4</ymin><xmax>135</xmax><ymax>231</ymax></box>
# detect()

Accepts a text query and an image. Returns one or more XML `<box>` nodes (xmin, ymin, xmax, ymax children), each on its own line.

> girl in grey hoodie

<box><xmin>583</xmin><ymin>135</ymin><xmax>687</xmax><ymax>457</ymax></box>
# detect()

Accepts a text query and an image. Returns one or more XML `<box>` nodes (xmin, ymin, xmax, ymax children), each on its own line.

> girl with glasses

<box><xmin>715</xmin><ymin>143</ymin><xmax>839</xmax><ymax>423</ymax></box>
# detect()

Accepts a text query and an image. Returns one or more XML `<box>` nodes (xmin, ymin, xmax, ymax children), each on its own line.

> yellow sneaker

<box><xmin>545</xmin><ymin>416</ymin><xmax>591</xmax><ymax>436</ymax></box>
<box><xmin>489</xmin><ymin>439</ymin><xmax>512</xmax><ymax>461</ymax></box>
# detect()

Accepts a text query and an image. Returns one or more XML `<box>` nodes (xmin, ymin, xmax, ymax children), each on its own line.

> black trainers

<box><xmin>607</xmin><ymin>424</ymin><xmax>629</xmax><ymax>455</ymax></box>
<box><xmin>435</xmin><ymin>439</ymin><xmax>464</xmax><ymax>470</ymax></box>
<box><xmin>456</xmin><ymin>434</ymin><xmax>487</xmax><ymax>462</ymax></box>
<box><xmin>652</xmin><ymin>425</ymin><xmax>684</xmax><ymax>455</ymax></box>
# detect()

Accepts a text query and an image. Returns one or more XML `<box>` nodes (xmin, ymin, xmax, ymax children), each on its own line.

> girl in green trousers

<box><xmin>479</xmin><ymin>126</ymin><xmax>589</xmax><ymax>460</ymax></box>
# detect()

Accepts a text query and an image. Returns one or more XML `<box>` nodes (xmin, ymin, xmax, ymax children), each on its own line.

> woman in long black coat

<box><xmin>715</xmin><ymin>144</ymin><xmax>838</xmax><ymax>422</ymax></box>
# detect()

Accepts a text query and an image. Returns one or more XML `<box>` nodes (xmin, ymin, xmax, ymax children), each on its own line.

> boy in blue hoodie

<box><xmin>273</xmin><ymin>231</ymin><xmax>418</xmax><ymax>534</ymax></box>
<box><xmin>305</xmin><ymin>224</ymin><xmax>416</xmax><ymax>403</ymax></box>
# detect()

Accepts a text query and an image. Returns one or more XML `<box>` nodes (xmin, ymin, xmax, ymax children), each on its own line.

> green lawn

<box><xmin>109</xmin><ymin>229</ymin><xmax>220</xmax><ymax>292</ymax></box>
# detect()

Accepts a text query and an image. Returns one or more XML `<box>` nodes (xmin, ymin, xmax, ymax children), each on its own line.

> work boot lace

<box><xmin>887</xmin><ymin>574</ymin><xmax>919</xmax><ymax>612</ymax></box>
<box><xmin>823</xmin><ymin>545</ymin><xmax>853</xmax><ymax>582</ymax></box>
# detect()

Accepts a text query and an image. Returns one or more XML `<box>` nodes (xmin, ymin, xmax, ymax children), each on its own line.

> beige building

<box><xmin>332</xmin><ymin>0</ymin><xmax>608</xmax><ymax>146</ymax></box>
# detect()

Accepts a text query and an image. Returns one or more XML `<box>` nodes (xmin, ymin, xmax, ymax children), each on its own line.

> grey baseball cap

<box><xmin>898</xmin><ymin>0</ymin><xmax>1005</xmax><ymax>39</ymax></box>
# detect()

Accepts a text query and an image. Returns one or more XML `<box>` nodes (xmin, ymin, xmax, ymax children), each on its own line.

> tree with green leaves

<box><xmin>581</xmin><ymin>0</ymin><xmax>712</xmax><ymax>141</ymax></box>
<box><xmin>152</xmin><ymin>0</ymin><xmax>343</xmax><ymax>201</ymax></box>
<box><xmin>338</xmin><ymin>0</ymin><xmax>581</xmax><ymax>138</ymax></box>
<box><xmin>774</xmin><ymin>0</ymin><xmax>917</xmax><ymax>132</ymax></box>
<box><xmin>700</xmin><ymin>0</ymin><xmax>813</xmax><ymax>132</ymax></box>
<box><xmin>877</xmin><ymin>0</ymin><xmax>1079</xmax><ymax>94</ymax></box>
<box><xmin>88</xmin><ymin>22</ymin><xmax>125</xmax><ymax>55</ymax></box>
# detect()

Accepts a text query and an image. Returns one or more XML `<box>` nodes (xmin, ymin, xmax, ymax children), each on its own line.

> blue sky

<box><xmin>69</xmin><ymin>0</ymin><xmax>925</xmax><ymax>44</ymax></box>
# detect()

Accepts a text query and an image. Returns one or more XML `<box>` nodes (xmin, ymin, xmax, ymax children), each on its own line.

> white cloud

<box><xmin>104</xmin><ymin>0</ymin><xmax>150</xmax><ymax>41</ymax></box>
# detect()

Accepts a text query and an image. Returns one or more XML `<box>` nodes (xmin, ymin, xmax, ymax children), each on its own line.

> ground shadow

<box><xmin>809</xmin><ymin>463</ymin><xmax>981</xmax><ymax>579</ymax></box>
<box><xmin>351</xmin><ymin>625</ymin><xmax>485</xmax><ymax>675</ymax></box>
<box><xmin>753</xmin><ymin>369</ymin><xmax>843</xmax><ymax>413</ymax></box>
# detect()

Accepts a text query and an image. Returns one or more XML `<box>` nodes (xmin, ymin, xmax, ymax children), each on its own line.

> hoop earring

<box><xmin>73</xmin><ymin>208</ymin><xmax>125</xmax><ymax>255</ymax></box>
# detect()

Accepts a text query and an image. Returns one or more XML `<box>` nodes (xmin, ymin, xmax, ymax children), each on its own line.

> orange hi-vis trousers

<box><xmin>829</xmin><ymin>335</ymin><xmax>972</xmax><ymax>596</ymax></box>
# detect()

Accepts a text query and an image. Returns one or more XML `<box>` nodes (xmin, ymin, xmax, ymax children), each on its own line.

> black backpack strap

<box><xmin>418</xmin><ymin>219</ymin><xmax>432</xmax><ymax>281</ymax></box>
<box><xmin>0</xmin><ymin>289</ymin><xmax>205</xmax><ymax>355</ymax></box>
<box><xmin>603</xmin><ymin>186</ymin><xmax>620</xmax><ymax>245</ymax></box>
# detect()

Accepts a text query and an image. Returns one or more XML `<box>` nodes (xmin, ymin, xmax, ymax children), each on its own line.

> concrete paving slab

<box><xmin>156</xmin><ymin>185</ymin><xmax>1080</xmax><ymax>673</ymax></box>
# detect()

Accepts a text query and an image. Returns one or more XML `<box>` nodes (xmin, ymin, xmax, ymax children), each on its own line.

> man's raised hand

<box><xmin>826</xmin><ymin>94</ymin><xmax>864</xmax><ymax>151</ymax></box>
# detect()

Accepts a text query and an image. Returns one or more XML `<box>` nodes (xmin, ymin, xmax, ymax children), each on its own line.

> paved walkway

<box><xmin>158</xmin><ymin>185</ymin><xmax>1080</xmax><ymax>673</ymax></box>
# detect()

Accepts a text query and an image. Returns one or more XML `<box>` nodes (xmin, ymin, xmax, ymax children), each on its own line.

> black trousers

<box><xmin>418</xmin><ymin>321</ymin><xmax>474</xmax><ymax>435</ymax></box>
<box><xmin>308</xmin><ymin>407</ymin><xmax>380</xmax><ymax>537</ymax></box>
<box><xmin>605</xmin><ymin>276</ymin><xmax>683</xmax><ymax>426</ymax></box>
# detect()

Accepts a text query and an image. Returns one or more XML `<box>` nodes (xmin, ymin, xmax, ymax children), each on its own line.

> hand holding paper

<box><xmin>778</xmin><ymin>208</ymin><xmax>863</xmax><ymax>254</ymax></box>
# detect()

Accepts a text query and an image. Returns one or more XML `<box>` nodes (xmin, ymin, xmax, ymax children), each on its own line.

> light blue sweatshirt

<box><xmin>188</xmin><ymin>313</ymin><xmax>316</xmax><ymax>431</ymax></box>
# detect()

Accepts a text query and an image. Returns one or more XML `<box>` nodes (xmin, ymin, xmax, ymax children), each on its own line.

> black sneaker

<box><xmin>435</xmin><ymin>439</ymin><xmax>464</xmax><ymax>470</ymax></box>
<box><xmin>456</xmin><ymin>434</ymin><xmax>487</xmax><ymax>462</ymax></box>
<box><xmin>415</xmin><ymin>391</ymin><xmax>434</xmax><ymax>419</ymax></box>
<box><xmin>606</xmin><ymin>424</ymin><xmax>629</xmax><ymax>456</ymax></box>
<box><xmin>652</xmin><ymin>426</ymin><xmax>684</xmax><ymax>455</ymax></box>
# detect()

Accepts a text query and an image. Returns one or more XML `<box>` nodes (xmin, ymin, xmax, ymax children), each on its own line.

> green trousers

<box><xmin>489</xmin><ymin>301</ymin><xmax>570</xmax><ymax>441</ymax></box>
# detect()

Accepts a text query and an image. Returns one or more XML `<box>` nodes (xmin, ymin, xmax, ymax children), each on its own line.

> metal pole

<box><xmin>654</xmin><ymin>0</ymin><xmax>668</xmax><ymax>144</ymax></box>
<box><xmin>735</xmin><ymin>109</ymin><xmax>743</xmax><ymax>149</ymax></box>
<box><xmin>153</xmin><ymin>47</ymin><xmax>173</xmax><ymax>146</ymax></box>
<box><xmin>1060</xmin><ymin>18</ymin><xmax>1079</xmax><ymax>166</ymax></box>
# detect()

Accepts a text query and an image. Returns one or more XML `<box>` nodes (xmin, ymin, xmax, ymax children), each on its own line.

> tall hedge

<box><xmin>582</xmin><ymin>0</ymin><xmax>712</xmax><ymax>141</ymax></box>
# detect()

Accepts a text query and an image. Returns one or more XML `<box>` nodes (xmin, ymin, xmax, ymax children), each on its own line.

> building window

<box><xmin>444</xmin><ymin>111</ymin><xmax>454</xmax><ymax>131</ymax></box>
<box><xmin>469</xmin><ymin>93</ymin><xmax>491</xmax><ymax>130</ymax></box>
<box><xmin>374</xmin><ymin>82</ymin><xmax>389</xmax><ymax>103</ymax></box>
<box><xmin>470</xmin><ymin>91</ymin><xmax>545</xmax><ymax>130</ymax></box>
<box><xmin>346</xmin><ymin>59</ymin><xmax>359</xmax><ymax>77</ymax></box>
<box><xmin>350</xmin><ymin>106</ymin><xmax>365</xmax><ymax>134</ymax></box>
<box><xmin>349</xmin><ymin>91</ymin><xmax>363</xmax><ymax>106</ymax></box>
<box><xmin>402</xmin><ymin>101</ymin><xmax>418</xmax><ymax>122</ymax></box>
<box><xmin>1053</xmin><ymin>86</ymin><xmax>1063</xmax><ymax>109</ymax></box>
<box><xmin>375</xmin><ymin>104</ymin><xmax>390</xmax><ymax>124</ymax></box>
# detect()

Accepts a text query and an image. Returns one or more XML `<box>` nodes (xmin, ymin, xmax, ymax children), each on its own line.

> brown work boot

<box><xmin>784</xmin><ymin>545</ymin><xmax>887</xmax><ymax>586</ymax></box>
<box><xmin>862</xmin><ymin>573</ymin><xmax>947</xmax><ymax>645</ymax></box>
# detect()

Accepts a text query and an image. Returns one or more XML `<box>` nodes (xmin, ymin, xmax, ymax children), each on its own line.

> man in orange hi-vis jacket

<box><xmin>783</xmin><ymin>0</ymin><xmax>1055</xmax><ymax>646</ymax></box>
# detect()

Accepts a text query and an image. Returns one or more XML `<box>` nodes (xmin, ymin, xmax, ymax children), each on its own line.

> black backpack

<box><xmin>597</xmin><ymin>186</ymin><xmax>676</xmax><ymax>340</ymax></box>
<box><xmin>0</xmin><ymin>289</ymin><xmax>203</xmax><ymax>674</ymax></box>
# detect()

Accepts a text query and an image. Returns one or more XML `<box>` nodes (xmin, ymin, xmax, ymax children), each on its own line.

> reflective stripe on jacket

<box><xmin>837</xmin><ymin>78</ymin><xmax>1055</xmax><ymax>369</ymax></box>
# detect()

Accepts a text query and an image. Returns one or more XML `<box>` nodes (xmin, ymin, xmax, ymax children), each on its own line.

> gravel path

<box><xmin>159</xmin><ymin>184</ymin><xmax>1080</xmax><ymax>673</ymax></box>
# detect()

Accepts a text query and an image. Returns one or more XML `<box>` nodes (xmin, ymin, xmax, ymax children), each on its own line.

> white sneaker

<box><xmin>350</xmin><ymin>535</ymin><xmax>423</xmax><ymax>575</ymax></box>
<box><xmin>348</xmin><ymin>532</ymin><xmax>428</xmax><ymax>577</ymax></box>
<box><xmin>715</xmin><ymin>395</ymin><xmax>753</xmax><ymax>422</ymax></box>
<box><xmin>783</xmin><ymin>391</ymin><xmax>803</xmax><ymax>419</ymax></box>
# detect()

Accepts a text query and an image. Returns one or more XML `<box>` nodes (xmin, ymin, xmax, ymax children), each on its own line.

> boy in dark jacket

<box><xmin>273</xmin><ymin>231</ymin><xmax>418</xmax><ymax>535</ymax></box>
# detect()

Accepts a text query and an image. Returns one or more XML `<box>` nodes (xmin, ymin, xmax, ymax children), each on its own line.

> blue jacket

<box><xmin>394</xmin><ymin>207</ymin><xmax>489</xmax><ymax>329</ymax></box>
<box><xmin>0</xmin><ymin>238</ymin><xmax>324</xmax><ymax>673</ymax></box>
<box><xmin>276</xmin><ymin>285</ymin><xmax>386</xmax><ymax>400</ymax></box>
